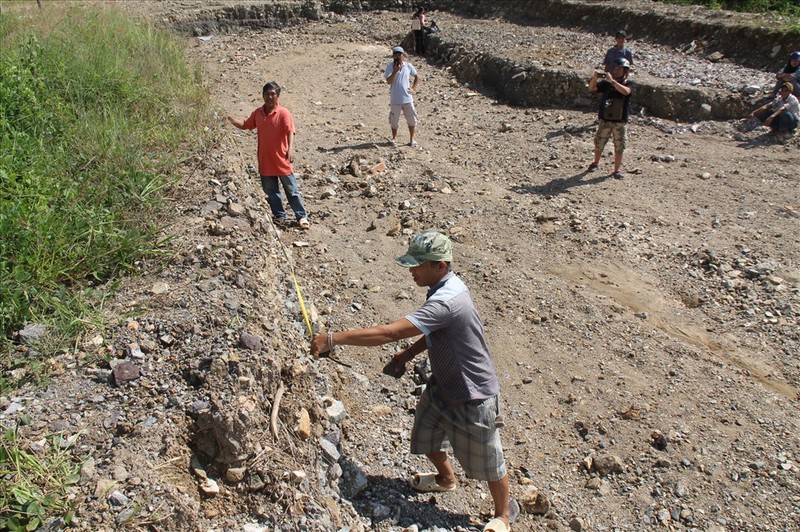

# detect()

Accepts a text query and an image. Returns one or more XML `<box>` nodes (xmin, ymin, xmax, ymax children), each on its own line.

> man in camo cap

<box><xmin>310</xmin><ymin>229</ymin><xmax>513</xmax><ymax>532</ymax></box>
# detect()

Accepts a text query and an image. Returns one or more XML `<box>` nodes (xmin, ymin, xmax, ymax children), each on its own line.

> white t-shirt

<box><xmin>384</xmin><ymin>61</ymin><xmax>417</xmax><ymax>105</ymax></box>
<box><xmin>774</xmin><ymin>93</ymin><xmax>800</xmax><ymax>118</ymax></box>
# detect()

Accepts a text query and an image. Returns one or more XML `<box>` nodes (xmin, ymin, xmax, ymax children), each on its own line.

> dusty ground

<box><xmin>2</xmin><ymin>2</ymin><xmax>799</xmax><ymax>531</ymax></box>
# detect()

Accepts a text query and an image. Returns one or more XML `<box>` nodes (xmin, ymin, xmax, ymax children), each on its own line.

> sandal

<box><xmin>408</xmin><ymin>472</ymin><xmax>456</xmax><ymax>492</ymax></box>
<box><xmin>483</xmin><ymin>517</ymin><xmax>510</xmax><ymax>532</ymax></box>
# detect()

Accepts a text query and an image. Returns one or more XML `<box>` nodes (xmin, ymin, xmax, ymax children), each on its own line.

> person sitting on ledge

<box><xmin>771</xmin><ymin>51</ymin><xmax>800</xmax><ymax>98</ymax></box>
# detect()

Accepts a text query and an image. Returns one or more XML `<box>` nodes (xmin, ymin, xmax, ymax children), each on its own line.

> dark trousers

<box><xmin>260</xmin><ymin>174</ymin><xmax>307</xmax><ymax>220</ymax></box>
<box><xmin>755</xmin><ymin>108</ymin><xmax>798</xmax><ymax>132</ymax></box>
<box><xmin>414</xmin><ymin>30</ymin><xmax>425</xmax><ymax>55</ymax></box>
<box><xmin>771</xmin><ymin>78</ymin><xmax>800</xmax><ymax>98</ymax></box>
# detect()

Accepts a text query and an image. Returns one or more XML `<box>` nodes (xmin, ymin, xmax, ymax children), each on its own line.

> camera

<box><xmin>394</xmin><ymin>57</ymin><xmax>400</xmax><ymax>65</ymax></box>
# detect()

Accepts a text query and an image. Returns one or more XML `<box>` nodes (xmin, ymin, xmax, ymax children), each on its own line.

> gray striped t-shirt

<box><xmin>406</xmin><ymin>272</ymin><xmax>500</xmax><ymax>403</ymax></box>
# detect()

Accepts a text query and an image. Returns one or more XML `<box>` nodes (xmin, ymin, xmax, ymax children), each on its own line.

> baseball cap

<box><xmin>395</xmin><ymin>230</ymin><xmax>453</xmax><ymax>267</ymax></box>
<box><xmin>392</xmin><ymin>46</ymin><xmax>405</xmax><ymax>54</ymax></box>
<box><xmin>615</xmin><ymin>30</ymin><xmax>627</xmax><ymax>38</ymax></box>
<box><xmin>791</xmin><ymin>51</ymin><xmax>800</xmax><ymax>61</ymax></box>
<box><xmin>614</xmin><ymin>57</ymin><xmax>630</xmax><ymax>69</ymax></box>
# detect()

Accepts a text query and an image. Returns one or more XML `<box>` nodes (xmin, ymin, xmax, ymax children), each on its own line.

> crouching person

<box><xmin>751</xmin><ymin>82</ymin><xmax>799</xmax><ymax>133</ymax></box>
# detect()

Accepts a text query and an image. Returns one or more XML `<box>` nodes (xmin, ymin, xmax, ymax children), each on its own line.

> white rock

<box><xmin>200</xmin><ymin>478</ymin><xmax>220</xmax><ymax>496</ymax></box>
<box><xmin>151</xmin><ymin>282</ymin><xmax>169</xmax><ymax>294</ymax></box>
<box><xmin>323</xmin><ymin>397</ymin><xmax>347</xmax><ymax>423</ymax></box>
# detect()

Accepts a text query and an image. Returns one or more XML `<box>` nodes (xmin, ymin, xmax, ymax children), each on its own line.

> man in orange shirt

<box><xmin>228</xmin><ymin>81</ymin><xmax>309</xmax><ymax>229</ymax></box>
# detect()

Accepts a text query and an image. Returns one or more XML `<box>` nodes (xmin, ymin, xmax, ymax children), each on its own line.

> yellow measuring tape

<box><xmin>269</xmin><ymin>219</ymin><xmax>350</xmax><ymax>367</ymax></box>
<box><xmin>231</xmin><ymin>132</ymin><xmax>350</xmax><ymax>367</ymax></box>
<box><xmin>231</xmin><ymin>138</ymin><xmax>313</xmax><ymax>339</ymax></box>
<box><xmin>270</xmin><ymin>218</ymin><xmax>314</xmax><ymax>340</ymax></box>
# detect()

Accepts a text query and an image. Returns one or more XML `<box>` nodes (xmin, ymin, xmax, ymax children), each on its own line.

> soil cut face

<box><xmin>2</xmin><ymin>2</ymin><xmax>799</xmax><ymax>531</ymax></box>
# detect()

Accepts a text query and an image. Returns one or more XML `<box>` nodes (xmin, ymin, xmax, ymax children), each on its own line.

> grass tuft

<box><xmin>0</xmin><ymin>426</ymin><xmax>83</xmax><ymax>531</ymax></box>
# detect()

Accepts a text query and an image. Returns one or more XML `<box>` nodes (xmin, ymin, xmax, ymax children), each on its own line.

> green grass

<box><xmin>0</xmin><ymin>426</ymin><xmax>82</xmax><ymax>531</ymax></box>
<box><xmin>0</xmin><ymin>5</ymin><xmax>207</xmax><ymax>390</ymax></box>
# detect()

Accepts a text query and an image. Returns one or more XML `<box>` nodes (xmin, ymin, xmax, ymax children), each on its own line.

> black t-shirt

<box><xmin>597</xmin><ymin>78</ymin><xmax>635</xmax><ymax>123</ymax></box>
<box><xmin>782</xmin><ymin>62</ymin><xmax>799</xmax><ymax>74</ymax></box>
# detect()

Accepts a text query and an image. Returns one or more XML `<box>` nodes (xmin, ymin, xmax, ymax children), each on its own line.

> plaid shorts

<box><xmin>410</xmin><ymin>384</ymin><xmax>507</xmax><ymax>482</ymax></box>
<box><xmin>594</xmin><ymin>120</ymin><xmax>628</xmax><ymax>153</ymax></box>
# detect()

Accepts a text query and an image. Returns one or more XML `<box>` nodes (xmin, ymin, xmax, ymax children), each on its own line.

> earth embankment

<box><xmin>162</xmin><ymin>0</ymin><xmax>796</xmax><ymax>120</ymax></box>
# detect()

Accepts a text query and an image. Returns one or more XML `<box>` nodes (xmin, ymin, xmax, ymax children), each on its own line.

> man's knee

<box><xmin>389</xmin><ymin>110</ymin><xmax>401</xmax><ymax>129</ymax></box>
<box><xmin>594</xmin><ymin>134</ymin><xmax>610</xmax><ymax>152</ymax></box>
<box><xmin>611</xmin><ymin>125</ymin><xmax>627</xmax><ymax>152</ymax></box>
<box><xmin>613</xmin><ymin>137</ymin><xmax>627</xmax><ymax>153</ymax></box>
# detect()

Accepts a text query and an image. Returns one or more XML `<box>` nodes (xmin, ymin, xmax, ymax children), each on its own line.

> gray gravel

<box><xmin>426</xmin><ymin>11</ymin><xmax>778</xmax><ymax>93</ymax></box>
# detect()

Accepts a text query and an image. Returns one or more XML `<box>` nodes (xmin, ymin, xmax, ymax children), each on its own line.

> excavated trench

<box><xmin>163</xmin><ymin>0</ymin><xmax>795</xmax><ymax>121</ymax></box>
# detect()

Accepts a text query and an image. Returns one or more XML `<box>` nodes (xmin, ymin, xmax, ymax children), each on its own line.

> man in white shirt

<box><xmin>751</xmin><ymin>82</ymin><xmax>799</xmax><ymax>132</ymax></box>
<box><xmin>384</xmin><ymin>46</ymin><xmax>420</xmax><ymax>147</ymax></box>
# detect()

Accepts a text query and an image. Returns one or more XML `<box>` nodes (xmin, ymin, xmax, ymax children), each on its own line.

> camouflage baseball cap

<box><xmin>395</xmin><ymin>230</ymin><xmax>453</xmax><ymax>267</ymax></box>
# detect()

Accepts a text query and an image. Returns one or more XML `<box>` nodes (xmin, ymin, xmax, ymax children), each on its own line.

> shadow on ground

<box><xmin>736</xmin><ymin>131</ymin><xmax>795</xmax><ymax>149</ymax></box>
<box><xmin>348</xmin><ymin>474</ymin><xmax>479</xmax><ymax>531</ymax></box>
<box><xmin>317</xmin><ymin>141</ymin><xmax>387</xmax><ymax>153</ymax></box>
<box><xmin>511</xmin><ymin>170</ymin><xmax>611</xmax><ymax>197</ymax></box>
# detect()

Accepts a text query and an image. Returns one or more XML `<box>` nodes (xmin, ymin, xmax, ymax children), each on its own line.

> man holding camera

<box><xmin>384</xmin><ymin>46</ymin><xmax>420</xmax><ymax>147</ymax></box>
<box><xmin>588</xmin><ymin>57</ymin><xmax>635</xmax><ymax>179</ymax></box>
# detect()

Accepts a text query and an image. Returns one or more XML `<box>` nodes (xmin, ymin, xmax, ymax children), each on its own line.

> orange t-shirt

<box><xmin>243</xmin><ymin>104</ymin><xmax>295</xmax><ymax>176</ymax></box>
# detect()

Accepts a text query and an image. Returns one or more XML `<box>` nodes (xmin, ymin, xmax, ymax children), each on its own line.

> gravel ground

<box><xmin>2</xmin><ymin>2</ymin><xmax>798</xmax><ymax>531</ymax></box>
<box><xmin>422</xmin><ymin>10</ymin><xmax>778</xmax><ymax>93</ymax></box>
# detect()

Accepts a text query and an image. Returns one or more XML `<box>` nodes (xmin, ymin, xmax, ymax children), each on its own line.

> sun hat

<box><xmin>395</xmin><ymin>230</ymin><xmax>453</xmax><ymax>267</ymax></box>
<box><xmin>392</xmin><ymin>46</ymin><xmax>405</xmax><ymax>54</ymax></box>
<box><xmin>791</xmin><ymin>51</ymin><xmax>800</xmax><ymax>61</ymax></box>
